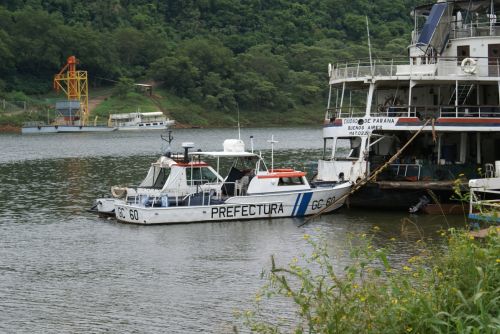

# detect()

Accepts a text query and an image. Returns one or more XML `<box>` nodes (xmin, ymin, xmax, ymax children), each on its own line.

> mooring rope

<box><xmin>300</xmin><ymin>118</ymin><xmax>432</xmax><ymax>227</ymax></box>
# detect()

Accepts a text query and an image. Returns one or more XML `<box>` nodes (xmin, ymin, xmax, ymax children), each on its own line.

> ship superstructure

<box><xmin>318</xmin><ymin>0</ymin><xmax>500</xmax><ymax>210</ymax></box>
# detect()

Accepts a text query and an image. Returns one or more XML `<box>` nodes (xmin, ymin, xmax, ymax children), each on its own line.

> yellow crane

<box><xmin>53</xmin><ymin>56</ymin><xmax>89</xmax><ymax>126</ymax></box>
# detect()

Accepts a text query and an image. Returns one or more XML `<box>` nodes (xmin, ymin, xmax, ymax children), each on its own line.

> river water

<box><xmin>0</xmin><ymin>128</ymin><xmax>466</xmax><ymax>333</ymax></box>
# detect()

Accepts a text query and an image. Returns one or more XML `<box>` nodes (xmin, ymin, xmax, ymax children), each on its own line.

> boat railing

<box><xmin>328</xmin><ymin>105</ymin><xmax>500</xmax><ymax>120</ymax></box>
<box><xmin>469</xmin><ymin>188</ymin><xmax>500</xmax><ymax>222</ymax></box>
<box><xmin>330</xmin><ymin>56</ymin><xmax>500</xmax><ymax>81</ymax></box>
<box><xmin>389</xmin><ymin>164</ymin><xmax>422</xmax><ymax>180</ymax></box>
<box><xmin>451</xmin><ymin>21</ymin><xmax>500</xmax><ymax>39</ymax></box>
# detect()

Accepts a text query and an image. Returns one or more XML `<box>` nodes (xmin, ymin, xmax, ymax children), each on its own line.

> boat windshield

<box><xmin>140</xmin><ymin>166</ymin><xmax>171</xmax><ymax>189</ymax></box>
<box><xmin>187</xmin><ymin>167</ymin><xmax>219</xmax><ymax>185</ymax></box>
<box><xmin>334</xmin><ymin>137</ymin><xmax>362</xmax><ymax>160</ymax></box>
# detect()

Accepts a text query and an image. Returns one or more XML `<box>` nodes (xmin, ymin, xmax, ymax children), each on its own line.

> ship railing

<box><xmin>326</xmin><ymin>107</ymin><xmax>366</xmax><ymax>119</ymax></box>
<box><xmin>389</xmin><ymin>163</ymin><xmax>422</xmax><ymax>180</ymax></box>
<box><xmin>331</xmin><ymin>59</ymin><xmax>409</xmax><ymax>81</ymax></box>
<box><xmin>328</xmin><ymin>105</ymin><xmax>500</xmax><ymax>120</ymax></box>
<box><xmin>412</xmin><ymin>19</ymin><xmax>500</xmax><ymax>41</ymax></box>
<box><xmin>451</xmin><ymin>22</ymin><xmax>500</xmax><ymax>39</ymax></box>
<box><xmin>436</xmin><ymin>57</ymin><xmax>500</xmax><ymax>77</ymax></box>
<box><xmin>331</xmin><ymin>56</ymin><xmax>500</xmax><ymax>80</ymax></box>
<box><xmin>439</xmin><ymin>105</ymin><xmax>500</xmax><ymax>118</ymax></box>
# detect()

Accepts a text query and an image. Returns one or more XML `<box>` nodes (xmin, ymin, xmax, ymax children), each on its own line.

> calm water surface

<box><xmin>0</xmin><ymin>128</ymin><xmax>466</xmax><ymax>333</ymax></box>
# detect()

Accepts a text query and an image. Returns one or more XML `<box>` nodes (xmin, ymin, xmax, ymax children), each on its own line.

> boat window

<box><xmin>278</xmin><ymin>177</ymin><xmax>304</xmax><ymax>186</ymax></box>
<box><xmin>152</xmin><ymin>168</ymin><xmax>170</xmax><ymax>189</ymax></box>
<box><xmin>186</xmin><ymin>168</ymin><xmax>201</xmax><ymax>185</ymax></box>
<box><xmin>323</xmin><ymin>137</ymin><xmax>334</xmax><ymax>159</ymax></box>
<box><xmin>139</xmin><ymin>124</ymin><xmax>144</xmax><ymax>126</ymax></box>
<box><xmin>200</xmin><ymin>167</ymin><xmax>219</xmax><ymax>183</ymax></box>
<box><xmin>187</xmin><ymin>167</ymin><xmax>218</xmax><ymax>185</ymax></box>
<box><xmin>334</xmin><ymin>137</ymin><xmax>362</xmax><ymax>160</ymax></box>
<box><xmin>153</xmin><ymin>123</ymin><xmax>158</xmax><ymax>125</ymax></box>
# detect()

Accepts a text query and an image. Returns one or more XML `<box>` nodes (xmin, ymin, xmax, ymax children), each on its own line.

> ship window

<box><xmin>153</xmin><ymin>123</ymin><xmax>158</xmax><ymax>125</ymax></box>
<box><xmin>334</xmin><ymin>137</ymin><xmax>362</xmax><ymax>160</ymax></box>
<box><xmin>187</xmin><ymin>167</ymin><xmax>218</xmax><ymax>185</ymax></box>
<box><xmin>323</xmin><ymin>137</ymin><xmax>334</xmax><ymax>159</ymax></box>
<box><xmin>278</xmin><ymin>177</ymin><xmax>304</xmax><ymax>186</ymax></box>
<box><xmin>457</xmin><ymin>45</ymin><xmax>470</xmax><ymax>64</ymax></box>
<box><xmin>200</xmin><ymin>167</ymin><xmax>219</xmax><ymax>182</ymax></box>
<box><xmin>139</xmin><ymin>124</ymin><xmax>144</xmax><ymax>126</ymax></box>
<box><xmin>152</xmin><ymin>168</ymin><xmax>170</xmax><ymax>189</ymax></box>
<box><xmin>186</xmin><ymin>167</ymin><xmax>202</xmax><ymax>185</ymax></box>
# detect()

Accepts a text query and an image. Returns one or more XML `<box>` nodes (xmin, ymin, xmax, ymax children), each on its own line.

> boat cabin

<box><xmin>108</xmin><ymin>111</ymin><xmax>170</xmax><ymax>128</ymax></box>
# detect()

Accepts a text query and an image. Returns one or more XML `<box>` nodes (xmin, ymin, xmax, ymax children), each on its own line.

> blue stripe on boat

<box><xmin>296</xmin><ymin>192</ymin><xmax>313</xmax><ymax>217</ymax></box>
<box><xmin>292</xmin><ymin>194</ymin><xmax>302</xmax><ymax>216</ymax></box>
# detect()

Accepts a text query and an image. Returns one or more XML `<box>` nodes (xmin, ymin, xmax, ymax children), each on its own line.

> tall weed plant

<box><xmin>239</xmin><ymin>228</ymin><xmax>500</xmax><ymax>333</ymax></box>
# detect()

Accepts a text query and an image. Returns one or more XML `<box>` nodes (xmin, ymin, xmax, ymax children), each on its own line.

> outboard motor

<box><xmin>409</xmin><ymin>195</ymin><xmax>430</xmax><ymax>213</ymax></box>
<box><xmin>182</xmin><ymin>142</ymin><xmax>194</xmax><ymax>163</ymax></box>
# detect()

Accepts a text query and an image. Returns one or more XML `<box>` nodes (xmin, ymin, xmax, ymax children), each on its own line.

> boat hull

<box><xmin>22</xmin><ymin>125</ymin><xmax>116</xmax><ymax>134</ymax></box>
<box><xmin>116</xmin><ymin>122</ymin><xmax>174</xmax><ymax>131</ymax></box>
<box><xmin>348</xmin><ymin>182</ymin><xmax>454</xmax><ymax>211</ymax></box>
<box><xmin>114</xmin><ymin>184</ymin><xmax>351</xmax><ymax>225</ymax></box>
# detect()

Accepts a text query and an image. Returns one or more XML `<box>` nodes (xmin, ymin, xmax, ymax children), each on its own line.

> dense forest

<box><xmin>0</xmin><ymin>0</ymin><xmax>428</xmax><ymax>124</ymax></box>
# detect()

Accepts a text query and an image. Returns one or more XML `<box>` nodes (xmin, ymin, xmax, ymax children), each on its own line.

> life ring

<box><xmin>461</xmin><ymin>58</ymin><xmax>477</xmax><ymax>74</ymax></box>
<box><xmin>111</xmin><ymin>186</ymin><xmax>127</xmax><ymax>198</ymax></box>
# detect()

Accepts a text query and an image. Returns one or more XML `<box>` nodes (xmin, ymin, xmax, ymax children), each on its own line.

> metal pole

<box><xmin>340</xmin><ymin>82</ymin><xmax>346</xmax><ymax>115</ymax></box>
<box><xmin>477</xmin><ymin>132</ymin><xmax>481</xmax><ymax>164</ymax></box>
<box><xmin>366</xmin><ymin>16</ymin><xmax>374</xmax><ymax>76</ymax></box>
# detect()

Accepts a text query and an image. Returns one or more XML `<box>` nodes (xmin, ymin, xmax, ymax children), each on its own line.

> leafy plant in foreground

<box><xmin>238</xmin><ymin>229</ymin><xmax>500</xmax><ymax>333</ymax></box>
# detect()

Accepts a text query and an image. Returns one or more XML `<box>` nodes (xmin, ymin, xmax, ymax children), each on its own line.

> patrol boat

<box><xmin>317</xmin><ymin>0</ymin><xmax>500</xmax><ymax>211</ymax></box>
<box><xmin>114</xmin><ymin>139</ymin><xmax>351</xmax><ymax>224</ymax></box>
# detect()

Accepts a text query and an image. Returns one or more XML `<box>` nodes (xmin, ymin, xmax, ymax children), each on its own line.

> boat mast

<box><xmin>267</xmin><ymin>135</ymin><xmax>278</xmax><ymax>171</ymax></box>
<box><xmin>366</xmin><ymin>16</ymin><xmax>373</xmax><ymax>76</ymax></box>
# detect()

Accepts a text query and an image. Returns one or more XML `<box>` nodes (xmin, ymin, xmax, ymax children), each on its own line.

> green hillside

<box><xmin>0</xmin><ymin>0</ymin><xmax>428</xmax><ymax>127</ymax></box>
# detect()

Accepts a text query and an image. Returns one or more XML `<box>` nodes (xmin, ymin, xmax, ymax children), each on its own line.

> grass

<box><xmin>91</xmin><ymin>92</ymin><xmax>159</xmax><ymax>120</ymax></box>
<box><xmin>238</xmin><ymin>227</ymin><xmax>500</xmax><ymax>333</ymax></box>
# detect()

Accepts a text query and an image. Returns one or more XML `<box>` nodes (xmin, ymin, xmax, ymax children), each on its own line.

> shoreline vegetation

<box><xmin>238</xmin><ymin>226</ymin><xmax>500</xmax><ymax>333</ymax></box>
<box><xmin>0</xmin><ymin>88</ymin><xmax>326</xmax><ymax>132</ymax></box>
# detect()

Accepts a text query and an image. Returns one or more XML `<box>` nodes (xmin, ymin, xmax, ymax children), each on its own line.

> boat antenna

<box><xmin>250</xmin><ymin>135</ymin><xmax>254</xmax><ymax>153</ymax></box>
<box><xmin>161</xmin><ymin>129</ymin><xmax>174</xmax><ymax>157</ymax></box>
<box><xmin>267</xmin><ymin>135</ymin><xmax>278</xmax><ymax>171</ymax></box>
<box><xmin>237</xmin><ymin>103</ymin><xmax>241</xmax><ymax>140</ymax></box>
<box><xmin>366</xmin><ymin>16</ymin><xmax>374</xmax><ymax>76</ymax></box>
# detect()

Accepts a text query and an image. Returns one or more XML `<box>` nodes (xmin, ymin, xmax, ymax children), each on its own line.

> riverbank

<box><xmin>0</xmin><ymin>88</ymin><xmax>325</xmax><ymax>132</ymax></box>
<box><xmin>0</xmin><ymin>124</ymin><xmax>21</xmax><ymax>133</ymax></box>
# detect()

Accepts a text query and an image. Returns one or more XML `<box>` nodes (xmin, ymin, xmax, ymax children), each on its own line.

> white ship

<box><xmin>108</xmin><ymin>111</ymin><xmax>175</xmax><ymax>130</ymax></box>
<box><xmin>316</xmin><ymin>0</ymin><xmax>500</xmax><ymax>211</ymax></box>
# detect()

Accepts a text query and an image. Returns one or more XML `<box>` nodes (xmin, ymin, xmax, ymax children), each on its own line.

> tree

<box><xmin>113</xmin><ymin>77</ymin><xmax>134</xmax><ymax>97</ymax></box>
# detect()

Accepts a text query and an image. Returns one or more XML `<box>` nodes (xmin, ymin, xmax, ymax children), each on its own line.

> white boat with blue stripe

<box><xmin>114</xmin><ymin>139</ymin><xmax>351</xmax><ymax>224</ymax></box>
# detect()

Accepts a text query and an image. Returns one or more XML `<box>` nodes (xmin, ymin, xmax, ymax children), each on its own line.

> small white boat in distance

<box><xmin>114</xmin><ymin>139</ymin><xmax>351</xmax><ymax>224</ymax></box>
<box><xmin>108</xmin><ymin>111</ymin><xmax>175</xmax><ymax>130</ymax></box>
